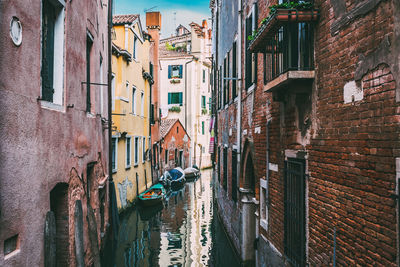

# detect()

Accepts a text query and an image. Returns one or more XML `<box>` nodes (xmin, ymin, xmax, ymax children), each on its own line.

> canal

<box><xmin>111</xmin><ymin>169</ymin><xmax>241</xmax><ymax>267</ymax></box>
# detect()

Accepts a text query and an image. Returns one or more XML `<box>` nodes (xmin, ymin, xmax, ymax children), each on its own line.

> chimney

<box><xmin>146</xmin><ymin>12</ymin><xmax>161</xmax><ymax>30</ymax></box>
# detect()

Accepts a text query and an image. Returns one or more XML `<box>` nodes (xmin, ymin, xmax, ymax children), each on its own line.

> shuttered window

<box><xmin>168</xmin><ymin>65</ymin><xmax>183</xmax><ymax>79</ymax></box>
<box><xmin>168</xmin><ymin>92</ymin><xmax>183</xmax><ymax>105</ymax></box>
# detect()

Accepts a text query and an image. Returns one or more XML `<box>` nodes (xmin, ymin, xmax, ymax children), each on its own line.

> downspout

<box><xmin>237</xmin><ymin>0</ymin><xmax>242</xmax><ymax>188</ymax></box>
<box><xmin>107</xmin><ymin>0</ymin><xmax>119</xmax><ymax>263</ymax></box>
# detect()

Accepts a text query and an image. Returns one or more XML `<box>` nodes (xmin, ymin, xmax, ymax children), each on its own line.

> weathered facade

<box><xmin>159</xmin><ymin>119</ymin><xmax>191</xmax><ymax>172</ymax></box>
<box><xmin>212</xmin><ymin>0</ymin><xmax>400</xmax><ymax>265</ymax></box>
<box><xmin>146</xmin><ymin>12</ymin><xmax>163</xmax><ymax>181</ymax></box>
<box><xmin>111</xmin><ymin>14</ymin><xmax>153</xmax><ymax>212</ymax></box>
<box><xmin>159</xmin><ymin>22</ymin><xmax>213</xmax><ymax>169</ymax></box>
<box><xmin>0</xmin><ymin>0</ymin><xmax>110</xmax><ymax>266</ymax></box>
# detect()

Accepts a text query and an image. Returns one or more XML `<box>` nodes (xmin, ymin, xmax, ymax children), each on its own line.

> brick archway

<box><xmin>240</xmin><ymin>139</ymin><xmax>256</xmax><ymax>192</ymax></box>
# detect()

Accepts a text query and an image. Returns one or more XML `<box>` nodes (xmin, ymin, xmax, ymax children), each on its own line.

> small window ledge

<box><xmin>39</xmin><ymin>100</ymin><xmax>65</xmax><ymax>112</ymax></box>
<box><xmin>264</xmin><ymin>70</ymin><xmax>315</xmax><ymax>93</ymax></box>
<box><xmin>260</xmin><ymin>219</ymin><xmax>268</xmax><ymax>231</ymax></box>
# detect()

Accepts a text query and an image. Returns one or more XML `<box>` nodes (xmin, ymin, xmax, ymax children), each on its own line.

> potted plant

<box><xmin>169</xmin><ymin>106</ymin><xmax>181</xmax><ymax>113</ymax></box>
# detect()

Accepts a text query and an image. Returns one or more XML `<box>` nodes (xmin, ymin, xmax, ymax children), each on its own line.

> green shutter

<box><xmin>179</xmin><ymin>65</ymin><xmax>183</xmax><ymax>78</ymax></box>
<box><xmin>168</xmin><ymin>93</ymin><xmax>171</xmax><ymax>104</ymax></box>
<box><xmin>179</xmin><ymin>92</ymin><xmax>183</xmax><ymax>105</ymax></box>
<box><xmin>168</xmin><ymin>65</ymin><xmax>172</xmax><ymax>79</ymax></box>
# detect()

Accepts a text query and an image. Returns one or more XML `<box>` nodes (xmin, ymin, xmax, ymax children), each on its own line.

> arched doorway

<box><xmin>50</xmin><ymin>183</ymin><xmax>70</xmax><ymax>266</ymax></box>
<box><xmin>241</xmin><ymin>141</ymin><xmax>256</xmax><ymax>265</ymax></box>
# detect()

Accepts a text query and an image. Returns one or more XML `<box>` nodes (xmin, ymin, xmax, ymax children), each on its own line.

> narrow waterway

<box><xmin>112</xmin><ymin>169</ymin><xmax>240</xmax><ymax>267</ymax></box>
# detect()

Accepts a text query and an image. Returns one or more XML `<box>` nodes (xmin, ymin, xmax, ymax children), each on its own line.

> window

<box><xmin>218</xmin><ymin>67</ymin><xmax>222</xmax><ymax>109</ymax></box>
<box><xmin>223</xmin><ymin>57</ymin><xmax>227</xmax><ymax>105</ymax></box>
<box><xmin>133</xmin><ymin>36</ymin><xmax>137</xmax><ymax>59</ymax></box>
<box><xmin>245</xmin><ymin>4</ymin><xmax>258</xmax><ymax>89</ymax></box>
<box><xmin>142</xmin><ymin>137</ymin><xmax>146</xmax><ymax>163</ymax></box>
<box><xmin>141</xmin><ymin>92</ymin><xmax>144</xmax><ymax>117</ymax></box>
<box><xmin>132</xmin><ymin>87</ymin><xmax>136</xmax><ymax>114</ymax></box>
<box><xmin>148</xmin><ymin>137</ymin><xmax>151</xmax><ymax>161</ymax></box>
<box><xmin>201</xmin><ymin>96</ymin><xmax>206</xmax><ymax>109</ymax></box>
<box><xmin>168</xmin><ymin>65</ymin><xmax>183</xmax><ymax>79</ymax></box>
<box><xmin>177</xmin><ymin>127</ymin><xmax>179</xmax><ymax>133</ymax></box>
<box><xmin>111</xmin><ymin>137</ymin><xmax>118</xmax><ymax>172</ymax></box>
<box><xmin>232</xmin><ymin>41</ymin><xmax>237</xmax><ymax>98</ymax></box>
<box><xmin>232</xmin><ymin>150</ymin><xmax>237</xmax><ymax>202</ymax></box>
<box><xmin>134</xmin><ymin>137</ymin><xmax>139</xmax><ymax>165</ymax></box>
<box><xmin>126</xmin><ymin>137</ymin><xmax>131</xmax><ymax>168</ymax></box>
<box><xmin>202</xmin><ymin>121</ymin><xmax>205</xmax><ymax>135</ymax></box>
<box><xmin>165</xmin><ymin>149</ymin><xmax>168</xmax><ymax>164</ymax></box>
<box><xmin>209</xmin><ymin>97</ymin><xmax>212</xmax><ymax>112</ymax></box>
<box><xmin>174</xmin><ymin>149</ymin><xmax>178</xmax><ymax>165</ymax></box>
<box><xmin>223</xmin><ymin>147</ymin><xmax>227</xmax><ymax>190</ymax></box>
<box><xmin>202</xmin><ymin>69</ymin><xmax>206</xmax><ymax>83</ymax></box>
<box><xmin>41</xmin><ymin>0</ymin><xmax>65</xmax><ymax>105</ymax></box>
<box><xmin>111</xmin><ymin>74</ymin><xmax>115</xmax><ymax>111</ymax></box>
<box><xmin>100</xmin><ymin>56</ymin><xmax>104</xmax><ymax>115</ymax></box>
<box><xmin>227</xmin><ymin>50</ymin><xmax>230</xmax><ymax>101</ymax></box>
<box><xmin>168</xmin><ymin>92</ymin><xmax>183</xmax><ymax>105</ymax></box>
<box><xmin>150</xmin><ymin>104</ymin><xmax>155</xmax><ymax>124</ymax></box>
<box><xmin>86</xmin><ymin>33</ymin><xmax>93</xmax><ymax>112</ymax></box>
<box><xmin>126</xmin><ymin>82</ymin><xmax>129</xmax><ymax>98</ymax></box>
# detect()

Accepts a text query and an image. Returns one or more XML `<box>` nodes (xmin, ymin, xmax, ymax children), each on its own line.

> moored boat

<box><xmin>138</xmin><ymin>183</ymin><xmax>166</xmax><ymax>206</ymax></box>
<box><xmin>184</xmin><ymin>167</ymin><xmax>201</xmax><ymax>180</ymax></box>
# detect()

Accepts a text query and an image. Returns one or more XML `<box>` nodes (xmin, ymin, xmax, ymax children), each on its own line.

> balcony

<box><xmin>248</xmin><ymin>8</ymin><xmax>319</xmax><ymax>53</ymax></box>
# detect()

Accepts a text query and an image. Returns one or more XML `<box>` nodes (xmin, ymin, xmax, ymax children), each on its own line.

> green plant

<box><xmin>169</xmin><ymin>106</ymin><xmax>181</xmax><ymax>112</ymax></box>
<box><xmin>247</xmin><ymin>29</ymin><xmax>259</xmax><ymax>41</ymax></box>
<box><xmin>269</xmin><ymin>1</ymin><xmax>313</xmax><ymax>13</ymax></box>
<box><xmin>201</xmin><ymin>108</ymin><xmax>208</xmax><ymax>115</ymax></box>
<box><xmin>170</xmin><ymin>79</ymin><xmax>181</xmax><ymax>84</ymax></box>
<box><xmin>166</xmin><ymin>42</ymin><xmax>187</xmax><ymax>52</ymax></box>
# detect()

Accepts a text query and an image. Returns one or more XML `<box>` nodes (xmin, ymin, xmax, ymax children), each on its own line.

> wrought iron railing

<box><xmin>264</xmin><ymin>22</ymin><xmax>314</xmax><ymax>82</ymax></box>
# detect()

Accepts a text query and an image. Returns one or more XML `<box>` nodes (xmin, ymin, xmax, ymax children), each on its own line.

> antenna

<box><xmin>144</xmin><ymin>6</ymin><xmax>158</xmax><ymax>13</ymax></box>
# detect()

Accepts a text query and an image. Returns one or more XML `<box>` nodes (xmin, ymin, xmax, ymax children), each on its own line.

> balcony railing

<box><xmin>264</xmin><ymin>23</ymin><xmax>314</xmax><ymax>82</ymax></box>
<box><xmin>248</xmin><ymin>8</ymin><xmax>319</xmax><ymax>53</ymax></box>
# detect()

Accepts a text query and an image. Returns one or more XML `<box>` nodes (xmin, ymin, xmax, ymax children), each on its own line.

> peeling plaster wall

<box><xmin>0</xmin><ymin>0</ymin><xmax>110</xmax><ymax>266</ymax></box>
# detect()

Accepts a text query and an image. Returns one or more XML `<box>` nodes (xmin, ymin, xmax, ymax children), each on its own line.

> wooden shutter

<box><xmin>179</xmin><ymin>65</ymin><xmax>183</xmax><ymax>78</ymax></box>
<box><xmin>179</xmin><ymin>92</ymin><xmax>183</xmax><ymax>105</ymax></box>
<box><xmin>168</xmin><ymin>93</ymin><xmax>171</xmax><ymax>104</ymax></box>
<box><xmin>41</xmin><ymin>0</ymin><xmax>55</xmax><ymax>102</ymax></box>
<box><xmin>168</xmin><ymin>65</ymin><xmax>172</xmax><ymax>79</ymax></box>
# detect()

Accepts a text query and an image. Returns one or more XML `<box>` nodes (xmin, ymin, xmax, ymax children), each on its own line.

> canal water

<box><xmin>113</xmin><ymin>169</ymin><xmax>240</xmax><ymax>267</ymax></box>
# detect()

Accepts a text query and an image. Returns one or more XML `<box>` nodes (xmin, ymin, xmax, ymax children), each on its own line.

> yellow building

<box><xmin>111</xmin><ymin>14</ymin><xmax>153</xmax><ymax>211</ymax></box>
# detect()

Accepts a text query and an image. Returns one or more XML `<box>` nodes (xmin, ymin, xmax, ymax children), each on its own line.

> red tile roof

<box><xmin>113</xmin><ymin>14</ymin><xmax>139</xmax><ymax>25</ymax></box>
<box><xmin>160</xmin><ymin>119</ymin><xmax>178</xmax><ymax>138</ymax></box>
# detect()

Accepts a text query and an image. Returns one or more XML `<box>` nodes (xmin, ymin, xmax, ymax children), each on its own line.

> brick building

<box><xmin>159</xmin><ymin>119</ymin><xmax>191</xmax><ymax>172</ymax></box>
<box><xmin>0</xmin><ymin>0</ymin><xmax>111</xmax><ymax>266</ymax></box>
<box><xmin>211</xmin><ymin>0</ymin><xmax>400</xmax><ymax>265</ymax></box>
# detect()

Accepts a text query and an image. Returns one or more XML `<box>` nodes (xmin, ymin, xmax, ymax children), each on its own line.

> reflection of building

<box><xmin>111</xmin><ymin>14</ymin><xmax>153</xmax><ymax>211</ymax></box>
<box><xmin>160</xmin><ymin>119</ymin><xmax>191</xmax><ymax>172</ymax></box>
<box><xmin>159</xmin><ymin>21</ymin><xmax>212</xmax><ymax>169</ymax></box>
<box><xmin>0</xmin><ymin>1</ymin><xmax>110</xmax><ymax>266</ymax></box>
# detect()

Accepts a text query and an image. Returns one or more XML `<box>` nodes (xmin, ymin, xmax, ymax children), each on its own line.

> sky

<box><xmin>114</xmin><ymin>0</ymin><xmax>211</xmax><ymax>38</ymax></box>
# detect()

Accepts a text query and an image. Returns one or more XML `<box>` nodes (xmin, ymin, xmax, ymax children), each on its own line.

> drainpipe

<box><xmin>107</xmin><ymin>0</ymin><xmax>119</xmax><ymax>263</ymax></box>
<box><xmin>185</xmin><ymin>57</ymin><xmax>194</xmax><ymax>164</ymax></box>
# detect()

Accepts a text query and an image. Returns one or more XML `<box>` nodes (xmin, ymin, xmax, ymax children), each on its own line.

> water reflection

<box><xmin>114</xmin><ymin>169</ymin><xmax>240</xmax><ymax>267</ymax></box>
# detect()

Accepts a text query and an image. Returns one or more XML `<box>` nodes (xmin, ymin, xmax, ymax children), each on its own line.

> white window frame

<box><xmin>148</xmin><ymin>137</ymin><xmax>151</xmax><ymax>161</ymax></box>
<box><xmin>260</xmin><ymin>178</ymin><xmax>268</xmax><ymax>230</ymax></box>
<box><xmin>134</xmin><ymin>136</ymin><xmax>139</xmax><ymax>166</ymax></box>
<box><xmin>133</xmin><ymin>36</ymin><xmax>137</xmax><ymax>60</ymax></box>
<box><xmin>140</xmin><ymin>91</ymin><xmax>144</xmax><ymax>117</ymax></box>
<box><xmin>40</xmin><ymin>0</ymin><xmax>65</xmax><ymax>107</ymax></box>
<box><xmin>132</xmin><ymin>86</ymin><xmax>136</xmax><ymax>115</ymax></box>
<box><xmin>125</xmin><ymin>136</ymin><xmax>131</xmax><ymax>168</ymax></box>
<box><xmin>112</xmin><ymin>137</ymin><xmax>118</xmax><ymax>173</ymax></box>
<box><xmin>111</xmin><ymin>73</ymin><xmax>115</xmax><ymax>111</ymax></box>
<box><xmin>142</xmin><ymin>137</ymin><xmax>146</xmax><ymax>163</ymax></box>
